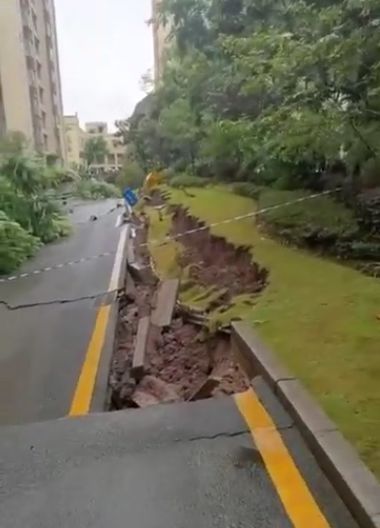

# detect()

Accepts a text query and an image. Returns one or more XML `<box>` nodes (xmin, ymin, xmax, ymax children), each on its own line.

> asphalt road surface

<box><xmin>0</xmin><ymin>379</ymin><xmax>359</xmax><ymax>528</ymax></box>
<box><xmin>0</xmin><ymin>198</ymin><xmax>364</xmax><ymax>527</ymax></box>
<box><xmin>0</xmin><ymin>199</ymin><xmax>123</xmax><ymax>426</ymax></box>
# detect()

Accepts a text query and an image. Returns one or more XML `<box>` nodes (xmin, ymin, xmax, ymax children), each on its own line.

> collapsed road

<box><xmin>0</xmin><ymin>198</ymin><xmax>378</xmax><ymax>528</ymax></box>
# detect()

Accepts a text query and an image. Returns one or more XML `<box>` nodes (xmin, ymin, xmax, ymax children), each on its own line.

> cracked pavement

<box><xmin>0</xmin><ymin>199</ymin><xmax>121</xmax><ymax>425</ymax></box>
<box><xmin>0</xmin><ymin>381</ymin><xmax>359</xmax><ymax>528</ymax></box>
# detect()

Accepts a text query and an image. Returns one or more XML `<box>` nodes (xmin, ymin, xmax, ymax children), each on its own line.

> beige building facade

<box><xmin>63</xmin><ymin>114</ymin><xmax>83</xmax><ymax>168</ymax></box>
<box><xmin>0</xmin><ymin>0</ymin><xmax>66</xmax><ymax>161</ymax></box>
<box><xmin>64</xmin><ymin>117</ymin><xmax>125</xmax><ymax>173</ymax></box>
<box><xmin>85</xmin><ymin>122</ymin><xmax>125</xmax><ymax>173</ymax></box>
<box><xmin>152</xmin><ymin>0</ymin><xmax>171</xmax><ymax>83</ymax></box>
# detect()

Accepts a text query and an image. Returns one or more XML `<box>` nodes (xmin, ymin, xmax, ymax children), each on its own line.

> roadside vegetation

<box><xmin>147</xmin><ymin>185</ymin><xmax>380</xmax><ymax>478</ymax></box>
<box><xmin>120</xmin><ymin>0</ymin><xmax>380</xmax><ymax>474</ymax></box>
<box><xmin>74</xmin><ymin>179</ymin><xmax>120</xmax><ymax>200</ymax></box>
<box><xmin>0</xmin><ymin>132</ymin><xmax>122</xmax><ymax>275</ymax></box>
<box><xmin>0</xmin><ymin>135</ymin><xmax>72</xmax><ymax>274</ymax></box>
<box><xmin>116</xmin><ymin>0</ymin><xmax>380</xmax><ymax>264</ymax></box>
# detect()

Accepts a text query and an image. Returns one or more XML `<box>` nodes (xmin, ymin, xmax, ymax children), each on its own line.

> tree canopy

<box><xmin>118</xmin><ymin>0</ymin><xmax>380</xmax><ymax>191</ymax></box>
<box><xmin>83</xmin><ymin>136</ymin><xmax>109</xmax><ymax>167</ymax></box>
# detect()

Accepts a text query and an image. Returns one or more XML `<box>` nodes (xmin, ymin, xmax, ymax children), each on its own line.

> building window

<box><xmin>44</xmin><ymin>133</ymin><xmax>48</xmax><ymax>150</ymax></box>
<box><xmin>39</xmin><ymin>86</ymin><xmax>44</xmax><ymax>103</ymax></box>
<box><xmin>34</xmin><ymin>36</ymin><xmax>40</xmax><ymax>53</ymax></box>
<box><xmin>42</xmin><ymin>111</ymin><xmax>46</xmax><ymax>128</ymax></box>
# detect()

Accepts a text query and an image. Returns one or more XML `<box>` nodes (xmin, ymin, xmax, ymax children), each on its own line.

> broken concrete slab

<box><xmin>131</xmin><ymin>316</ymin><xmax>150</xmax><ymax>382</ymax></box>
<box><xmin>188</xmin><ymin>377</ymin><xmax>221</xmax><ymax>402</ymax></box>
<box><xmin>127</xmin><ymin>262</ymin><xmax>156</xmax><ymax>285</ymax></box>
<box><xmin>151</xmin><ymin>279</ymin><xmax>179</xmax><ymax>328</ymax></box>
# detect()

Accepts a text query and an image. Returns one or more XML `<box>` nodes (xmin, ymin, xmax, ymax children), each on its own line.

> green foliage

<box><xmin>0</xmin><ymin>145</ymin><xmax>72</xmax><ymax>273</ymax></box>
<box><xmin>257</xmin><ymin>188</ymin><xmax>359</xmax><ymax>246</ymax></box>
<box><xmin>75</xmin><ymin>180</ymin><xmax>120</xmax><ymax>200</ymax></box>
<box><xmin>169</xmin><ymin>173</ymin><xmax>209</xmax><ymax>188</ymax></box>
<box><xmin>116</xmin><ymin>161</ymin><xmax>145</xmax><ymax>190</ymax></box>
<box><xmin>360</xmin><ymin>158</ymin><xmax>380</xmax><ymax>188</ymax></box>
<box><xmin>83</xmin><ymin>137</ymin><xmax>109</xmax><ymax>167</ymax></box>
<box><xmin>0</xmin><ymin>211</ymin><xmax>40</xmax><ymax>274</ymax></box>
<box><xmin>232</xmin><ymin>182</ymin><xmax>262</xmax><ymax>200</ymax></box>
<box><xmin>163</xmin><ymin>185</ymin><xmax>380</xmax><ymax>478</ymax></box>
<box><xmin>122</xmin><ymin>0</ymin><xmax>380</xmax><ymax>194</ymax></box>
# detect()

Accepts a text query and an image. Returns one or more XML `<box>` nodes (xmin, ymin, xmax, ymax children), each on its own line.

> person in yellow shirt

<box><xmin>143</xmin><ymin>170</ymin><xmax>162</xmax><ymax>192</ymax></box>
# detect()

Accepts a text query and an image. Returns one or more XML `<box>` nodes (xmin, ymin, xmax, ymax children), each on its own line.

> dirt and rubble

<box><xmin>108</xmin><ymin>203</ymin><xmax>267</xmax><ymax>410</ymax></box>
<box><xmin>170</xmin><ymin>205</ymin><xmax>268</xmax><ymax>304</ymax></box>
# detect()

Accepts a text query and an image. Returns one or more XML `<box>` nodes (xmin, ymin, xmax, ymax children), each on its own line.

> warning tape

<box><xmin>143</xmin><ymin>187</ymin><xmax>341</xmax><ymax>249</ymax></box>
<box><xmin>0</xmin><ymin>188</ymin><xmax>340</xmax><ymax>285</ymax></box>
<box><xmin>0</xmin><ymin>252</ymin><xmax>115</xmax><ymax>284</ymax></box>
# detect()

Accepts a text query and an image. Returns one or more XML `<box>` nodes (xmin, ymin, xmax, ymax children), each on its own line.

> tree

<box><xmin>120</xmin><ymin>0</ymin><xmax>380</xmax><ymax>190</ymax></box>
<box><xmin>83</xmin><ymin>137</ymin><xmax>109</xmax><ymax>168</ymax></box>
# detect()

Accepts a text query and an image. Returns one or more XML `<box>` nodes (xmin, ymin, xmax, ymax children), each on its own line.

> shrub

<box><xmin>116</xmin><ymin>161</ymin><xmax>145</xmax><ymax>190</ymax></box>
<box><xmin>360</xmin><ymin>158</ymin><xmax>380</xmax><ymax>189</ymax></box>
<box><xmin>75</xmin><ymin>180</ymin><xmax>120</xmax><ymax>200</ymax></box>
<box><xmin>257</xmin><ymin>189</ymin><xmax>359</xmax><ymax>244</ymax></box>
<box><xmin>0</xmin><ymin>211</ymin><xmax>40</xmax><ymax>274</ymax></box>
<box><xmin>170</xmin><ymin>173</ymin><xmax>209</xmax><ymax>188</ymax></box>
<box><xmin>232</xmin><ymin>182</ymin><xmax>262</xmax><ymax>200</ymax></box>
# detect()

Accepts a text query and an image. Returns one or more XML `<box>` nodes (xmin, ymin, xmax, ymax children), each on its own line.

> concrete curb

<box><xmin>91</xmin><ymin>224</ymin><xmax>131</xmax><ymax>413</ymax></box>
<box><xmin>231</xmin><ymin>321</ymin><xmax>380</xmax><ymax>528</ymax></box>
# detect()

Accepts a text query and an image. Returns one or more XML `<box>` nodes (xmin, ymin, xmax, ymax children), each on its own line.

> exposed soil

<box><xmin>108</xmin><ymin>209</ymin><xmax>250</xmax><ymax>411</ymax></box>
<box><xmin>170</xmin><ymin>205</ymin><xmax>268</xmax><ymax>305</ymax></box>
<box><xmin>109</xmin><ymin>293</ymin><xmax>248</xmax><ymax>409</ymax></box>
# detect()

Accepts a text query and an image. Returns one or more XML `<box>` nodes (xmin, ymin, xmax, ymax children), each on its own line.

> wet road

<box><xmin>0</xmin><ymin>199</ymin><xmax>123</xmax><ymax>425</ymax></box>
<box><xmin>0</xmin><ymin>378</ymin><xmax>359</xmax><ymax>528</ymax></box>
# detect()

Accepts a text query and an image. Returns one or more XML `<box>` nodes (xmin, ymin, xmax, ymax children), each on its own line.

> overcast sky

<box><xmin>55</xmin><ymin>0</ymin><xmax>153</xmax><ymax>129</ymax></box>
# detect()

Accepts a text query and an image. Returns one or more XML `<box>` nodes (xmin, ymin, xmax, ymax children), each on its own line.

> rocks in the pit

<box><xmin>131</xmin><ymin>375</ymin><xmax>180</xmax><ymax>408</ymax></box>
<box><xmin>188</xmin><ymin>376</ymin><xmax>221</xmax><ymax>401</ymax></box>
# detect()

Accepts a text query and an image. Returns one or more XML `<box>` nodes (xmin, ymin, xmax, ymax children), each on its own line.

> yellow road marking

<box><xmin>69</xmin><ymin>225</ymin><xmax>128</xmax><ymax>416</ymax></box>
<box><xmin>234</xmin><ymin>389</ymin><xmax>330</xmax><ymax>528</ymax></box>
<box><xmin>69</xmin><ymin>305</ymin><xmax>111</xmax><ymax>416</ymax></box>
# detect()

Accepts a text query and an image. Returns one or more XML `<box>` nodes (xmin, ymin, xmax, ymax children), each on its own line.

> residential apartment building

<box><xmin>0</xmin><ymin>0</ymin><xmax>66</xmax><ymax>161</ymax></box>
<box><xmin>64</xmin><ymin>116</ymin><xmax>125</xmax><ymax>173</ymax></box>
<box><xmin>152</xmin><ymin>0</ymin><xmax>171</xmax><ymax>83</ymax></box>
<box><xmin>63</xmin><ymin>114</ymin><xmax>83</xmax><ymax>168</ymax></box>
<box><xmin>85</xmin><ymin>122</ymin><xmax>125</xmax><ymax>173</ymax></box>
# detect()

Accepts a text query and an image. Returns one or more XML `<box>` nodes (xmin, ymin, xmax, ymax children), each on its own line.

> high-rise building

<box><xmin>0</xmin><ymin>0</ymin><xmax>66</xmax><ymax>161</ymax></box>
<box><xmin>63</xmin><ymin>114</ymin><xmax>84</xmax><ymax>168</ymax></box>
<box><xmin>152</xmin><ymin>0</ymin><xmax>171</xmax><ymax>84</ymax></box>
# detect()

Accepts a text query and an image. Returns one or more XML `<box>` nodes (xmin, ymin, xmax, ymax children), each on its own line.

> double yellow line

<box><xmin>69</xmin><ymin>224</ymin><xmax>128</xmax><ymax>417</ymax></box>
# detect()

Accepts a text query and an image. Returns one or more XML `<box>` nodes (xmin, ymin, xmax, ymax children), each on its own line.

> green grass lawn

<box><xmin>149</xmin><ymin>185</ymin><xmax>380</xmax><ymax>478</ymax></box>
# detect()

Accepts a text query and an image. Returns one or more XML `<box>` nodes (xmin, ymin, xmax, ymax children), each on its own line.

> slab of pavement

<box><xmin>0</xmin><ymin>378</ymin><xmax>361</xmax><ymax>528</ymax></box>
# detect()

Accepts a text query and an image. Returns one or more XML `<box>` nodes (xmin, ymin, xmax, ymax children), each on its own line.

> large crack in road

<box><xmin>108</xmin><ymin>197</ymin><xmax>272</xmax><ymax>411</ymax></box>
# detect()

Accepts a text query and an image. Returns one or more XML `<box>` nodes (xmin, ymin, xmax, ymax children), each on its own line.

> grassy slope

<box><xmin>155</xmin><ymin>185</ymin><xmax>380</xmax><ymax>478</ymax></box>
